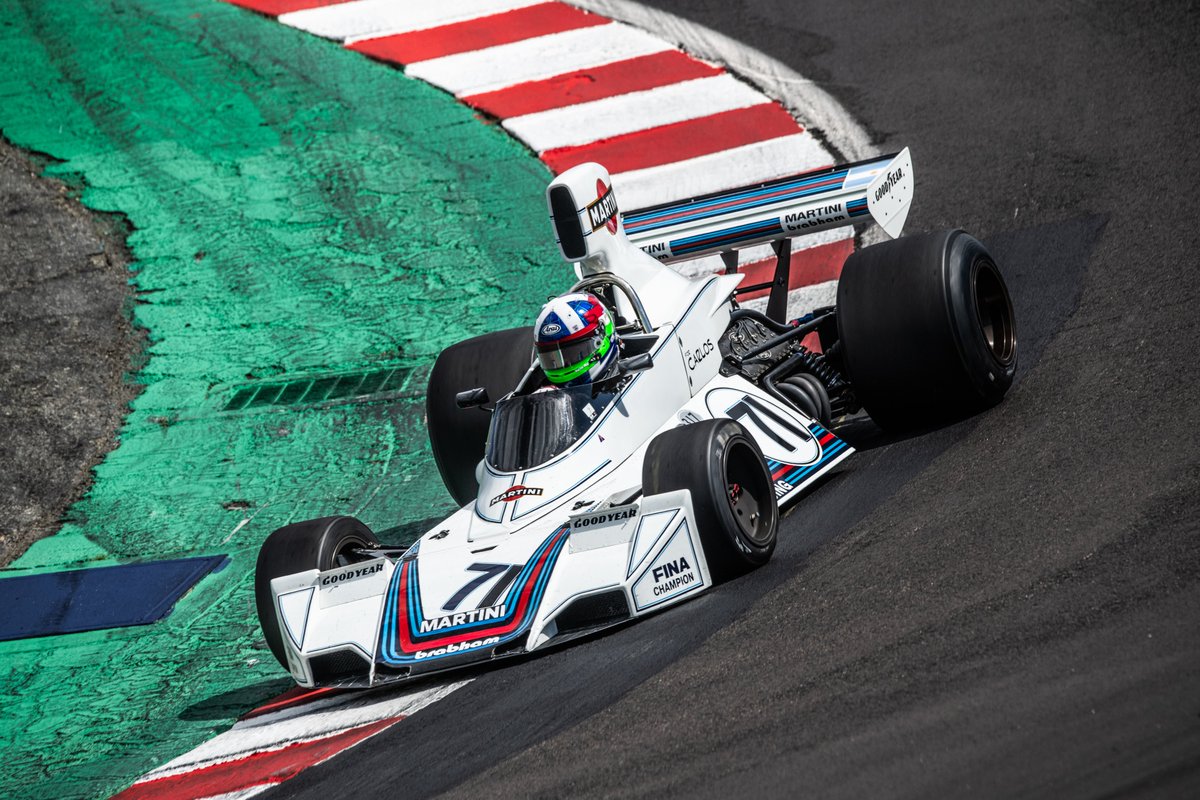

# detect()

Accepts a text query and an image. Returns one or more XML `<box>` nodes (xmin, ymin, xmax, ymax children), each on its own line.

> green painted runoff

<box><xmin>0</xmin><ymin>0</ymin><xmax>561</xmax><ymax>796</ymax></box>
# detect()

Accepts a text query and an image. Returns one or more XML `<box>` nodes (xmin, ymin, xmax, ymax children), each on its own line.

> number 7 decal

<box><xmin>443</xmin><ymin>562</ymin><xmax>523</xmax><ymax>612</ymax></box>
<box><xmin>725</xmin><ymin>395</ymin><xmax>814</xmax><ymax>451</ymax></box>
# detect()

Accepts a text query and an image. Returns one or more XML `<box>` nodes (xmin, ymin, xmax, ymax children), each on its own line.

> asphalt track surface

<box><xmin>2</xmin><ymin>0</ymin><xmax>1196</xmax><ymax>797</ymax></box>
<box><xmin>266</xmin><ymin>1</ymin><xmax>1200</xmax><ymax>798</ymax></box>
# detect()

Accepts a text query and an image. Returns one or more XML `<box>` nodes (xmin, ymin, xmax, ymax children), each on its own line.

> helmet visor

<box><xmin>537</xmin><ymin>323</ymin><xmax>614</xmax><ymax>383</ymax></box>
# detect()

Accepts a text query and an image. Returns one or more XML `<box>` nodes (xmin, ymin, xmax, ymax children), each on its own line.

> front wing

<box><xmin>270</xmin><ymin>489</ymin><xmax>711</xmax><ymax>688</ymax></box>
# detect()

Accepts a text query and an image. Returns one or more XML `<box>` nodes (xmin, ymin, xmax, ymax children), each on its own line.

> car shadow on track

<box><xmin>836</xmin><ymin>215</ymin><xmax>1107</xmax><ymax>452</ymax></box>
<box><xmin>179</xmin><ymin>676</ymin><xmax>298</xmax><ymax>721</ymax></box>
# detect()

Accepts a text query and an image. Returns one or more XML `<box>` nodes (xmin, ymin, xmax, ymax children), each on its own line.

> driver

<box><xmin>534</xmin><ymin>292</ymin><xmax>620</xmax><ymax>387</ymax></box>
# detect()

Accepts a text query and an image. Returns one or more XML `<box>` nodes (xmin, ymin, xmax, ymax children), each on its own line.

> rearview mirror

<box><xmin>455</xmin><ymin>387</ymin><xmax>489</xmax><ymax>409</ymax></box>
<box><xmin>618</xmin><ymin>352</ymin><xmax>653</xmax><ymax>374</ymax></box>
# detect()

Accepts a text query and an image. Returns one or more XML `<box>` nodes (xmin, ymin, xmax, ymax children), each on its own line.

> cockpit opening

<box><xmin>485</xmin><ymin>380</ymin><xmax>625</xmax><ymax>472</ymax></box>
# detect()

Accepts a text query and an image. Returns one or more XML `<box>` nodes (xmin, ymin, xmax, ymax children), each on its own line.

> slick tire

<box><xmin>255</xmin><ymin>516</ymin><xmax>380</xmax><ymax>671</ymax></box>
<box><xmin>426</xmin><ymin>326</ymin><xmax>533</xmax><ymax>506</ymax></box>
<box><xmin>836</xmin><ymin>229</ymin><xmax>1018</xmax><ymax>430</ymax></box>
<box><xmin>643</xmin><ymin>419</ymin><xmax>778</xmax><ymax>583</ymax></box>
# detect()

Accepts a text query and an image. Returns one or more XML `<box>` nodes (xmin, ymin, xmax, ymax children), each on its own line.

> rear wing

<box><xmin>622</xmin><ymin>148</ymin><xmax>913</xmax><ymax>265</ymax></box>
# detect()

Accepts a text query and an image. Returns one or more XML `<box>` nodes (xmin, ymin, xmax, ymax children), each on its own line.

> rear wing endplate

<box><xmin>623</xmin><ymin>148</ymin><xmax>913</xmax><ymax>266</ymax></box>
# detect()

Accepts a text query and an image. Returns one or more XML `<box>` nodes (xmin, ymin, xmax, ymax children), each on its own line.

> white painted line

<box><xmin>406</xmin><ymin>21</ymin><xmax>672</xmax><ymax>96</ymax></box>
<box><xmin>611</xmin><ymin>131</ymin><xmax>834</xmax><ymax>210</ymax></box>
<box><xmin>222</xmin><ymin>501</ymin><xmax>271</xmax><ymax>545</ymax></box>
<box><xmin>502</xmin><ymin>74</ymin><xmax>768</xmax><ymax>152</ymax></box>
<box><xmin>141</xmin><ymin>681</ymin><xmax>467</xmax><ymax>781</ymax></box>
<box><xmin>568</xmin><ymin>0</ymin><xmax>874</xmax><ymax>163</ymax></box>
<box><xmin>205</xmin><ymin>789</ymin><xmax>267</xmax><ymax>800</ymax></box>
<box><xmin>281</xmin><ymin>0</ymin><xmax>542</xmax><ymax>42</ymax></box>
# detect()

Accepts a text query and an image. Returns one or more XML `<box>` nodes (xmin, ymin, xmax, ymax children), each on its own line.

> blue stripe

<box><xmin>625</xmin><ymin>168</ymin><xmax>848</xmax><ymax>224</ymax></box>
<box><xmin>381</xmin><ymin>561</ymin><xmax>405</xmax><ymax>662</ymax></box>
<box><xmin>382</xmin><ymin>531</ymin><xmax>570</xmax><ymax>665</ymax></box>
<box><xmin>407</xmin><ymin>558</ymin><xmax>422</xmax><ymax>619</ymax></box>
<box><xmin>403</xmin><ymin>527</ymin><xmax>564</xmax><ymax>641</ymax></box>
<box><xmin>670</xmin><ymin>219</ymin><xmax>784</xmax><ymax>255</ymax></box>
<box><xmin>783</xmin><ymin>440</ymin><xmax>847</xmax><ymax>486</ymax></box>
<box><xmin>775</xmin><ymin>444</ymin><xmax>840</xmax><ymax>487</ymax></box>
<box><xmin>624</xmin><ymin>170</ymin><xmax>850</xmax><ymax>234</ymax></box>
<box><xmin>671</xmin><ymin>217</ymin><xmax>783</xmax><ymax>247</ymax></box>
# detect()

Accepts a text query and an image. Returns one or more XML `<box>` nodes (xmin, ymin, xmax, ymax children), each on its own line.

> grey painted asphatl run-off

<box><xmin>0</xmin><ymin>139</ymin><xmax>141</xmax><ymax>567</ymax></box>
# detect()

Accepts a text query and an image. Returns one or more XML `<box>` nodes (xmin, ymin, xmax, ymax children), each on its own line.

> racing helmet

<box><xmin>534</xmin><ymin>292</ymin><xmax>619</xmax><ymax>386</ymax></box>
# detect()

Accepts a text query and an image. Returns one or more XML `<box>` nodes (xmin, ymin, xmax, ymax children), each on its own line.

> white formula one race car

<box><xmin>255</xmin><ymin>149</ymin><xmax>1018</xmax><ymax>688</ymax></box>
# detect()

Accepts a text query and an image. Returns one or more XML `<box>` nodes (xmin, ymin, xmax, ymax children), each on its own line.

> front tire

<box><xmin>426</xmin><ymin>326</ymin><xmax>533</xmax><ymax>506</ymax></box>
<box><xmin>643</xmin><ymin>419</ymin><xmax>778</xmax><ymax>582</ymax></box>
<box><xmin>836</xmin><ymin>229</ymin><xmax>1017</xmax><ymax>429</ymax></box>
<box><xmin>254</xmin><ymin>516</ymin><xmax>380</xmax><ymax>670</ymax></box>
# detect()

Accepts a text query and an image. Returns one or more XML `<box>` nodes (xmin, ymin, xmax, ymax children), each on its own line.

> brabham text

<box><xmin>414</xmin><ymin>636</ymin><xmax>501</xmax><ymax>660</ymax></box>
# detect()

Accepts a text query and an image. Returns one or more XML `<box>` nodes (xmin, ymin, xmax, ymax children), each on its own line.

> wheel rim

<box><xmin>973</xmin><ymin>259</ymin><xmax>1016</xmax><ymax>366</ymax></box>
<box><xmin>724</xmin><ymin>441</ymin><xmax>774</xmax><ymax>547</ymax></box>
<box><xmin>330</xmin><ymin>534</ymin><xmax>372</xmax><ymax>568</ymax></box>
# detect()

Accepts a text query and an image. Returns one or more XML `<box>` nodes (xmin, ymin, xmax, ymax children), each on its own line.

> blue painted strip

<box><xmin>0</xmin><ymin>555</ymin><xmax>226</xmax><ymax>641</ymax></box>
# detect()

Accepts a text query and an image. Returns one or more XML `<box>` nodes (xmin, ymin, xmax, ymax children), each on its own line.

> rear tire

<box><xmin>643</xmin><ymin>419</ymin><xmax>778</xmax><ymax>582</ymax></box>
<box><xmin>255</xmin><ymin>516</ymin><xmax>380</xmax><ymax>670</ymax></box>
<box><xmin>426</xmin><ymin>326</ymin><xmax>533</xmax><ymax>505</ymax></box>
<box><xmin>836</xmin><ymin>229</ymin><xmax>1017</xmax><ymax>429</ymax></box>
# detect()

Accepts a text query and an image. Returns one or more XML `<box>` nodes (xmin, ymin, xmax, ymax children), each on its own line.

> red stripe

<box><xmin>396</xmin><ymin>528</ymin><xmax>567</xmax><ymax>652</ymax></box>
<box><xmin>463</xmin><ymin>50</ymin><xmax>723</xmax><ymax>119</ymax></box>
<box><xmin>733</xmin><ymin>238</ymin><xmax>854</xmax><ymax>300</ymax></box>
<box><xmin>222</xmin><ymin>0</ymin><xmax>345</xmax><ymax>16</ymax></box>
<box><xmin>239</xmin><ymin>686</ymin><xmax>346</xmax><ymax>721</ymax></box>
<box><xmin>626</xmin><ymin>173</ymin><xmax>841</xmax><ymax>232</ymax></box>
<box><xmin>819</xmin><ymin>432</ymin><xmax>836</xmax><ymax>445</ymax></box>
<box><xmin>540</xmin><ymin>103</ymin><xmax>801</xmax><ymax>174</ymax></box>
<box><xmin>536</xmin><ymin>318</ymin><xmax>604</xmax><ymax>348</ymax></box>
<box><xmin>347</xmin><ymin>3</ymin><xmax>605</xmax><ymax>65</ymax></box>
<box><xmin>113</xmin><ymin>718</ymin><xmax>403</xmax><ymax>799</ymax></box>
<box><xmin>771</xmin><ymin>465</ymin><xmax>791</xmax><ymax>480</ymax></box>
